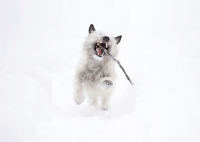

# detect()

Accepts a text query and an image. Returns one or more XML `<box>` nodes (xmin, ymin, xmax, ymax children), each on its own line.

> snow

<box><xmin>0</xmin><ymin>0</ymin><xmax>200</xmax><ymax>142</ymax></box>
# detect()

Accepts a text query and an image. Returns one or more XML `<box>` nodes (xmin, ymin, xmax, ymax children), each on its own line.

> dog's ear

<box><xmin>89</xmin><ymin>24</ymin><xmax>95</xmax><ymax>34</ymax></box>
<box><xmin>115</xmin><ymin>35</ymin><xmax>122</xmax><ymax>44</ymax></box>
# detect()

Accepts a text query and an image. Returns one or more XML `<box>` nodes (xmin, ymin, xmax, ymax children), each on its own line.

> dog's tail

<box><xmin>73</xmin><ymin>73</ymin><xmax>85</xmax><ymax>105</ymax></box>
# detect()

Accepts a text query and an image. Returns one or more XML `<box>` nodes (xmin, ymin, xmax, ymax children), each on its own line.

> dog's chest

<box><xmin>80</xmin><ymin>62</ymin><xmax>111</xmax><ymax>83</ymax></box>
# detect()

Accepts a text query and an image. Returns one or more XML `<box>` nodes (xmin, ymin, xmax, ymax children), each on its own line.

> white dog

<box><xmin>73</xmin><ymin>24</ymin><xmax>122</xmax><ymax>110</ymax></box>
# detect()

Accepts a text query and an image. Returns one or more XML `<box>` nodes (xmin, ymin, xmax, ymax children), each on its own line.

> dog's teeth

<box><xmin>96</xmin><ymin>48</ymin><xmax>98</xmax><ymax>55</ymax></box>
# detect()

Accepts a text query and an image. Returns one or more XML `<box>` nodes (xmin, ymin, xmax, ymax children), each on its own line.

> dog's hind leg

<box><xmin>88</xmin><ymin>95</ymin><xmax>98</xmax><ymax>107</ymax></box>
<box><xmin>100</xmin><ymin>93</ymin><xmax>112</xmax><ymax>110</ymax></box>
<box><xmin>84</xmin><ymin>87</ymin><xmax>99</xmax><ymax>107</ymax></box>
<box><xmin>100</xmin><ymin>77</ymin><xmax>115</xmax><ymax>110</ymax></box>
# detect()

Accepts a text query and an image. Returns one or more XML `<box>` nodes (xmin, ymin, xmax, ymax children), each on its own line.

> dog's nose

<box><xmin>103</xmin><ymin>36</ymin><xmax>109</xmax><ymax>42</ymax></box>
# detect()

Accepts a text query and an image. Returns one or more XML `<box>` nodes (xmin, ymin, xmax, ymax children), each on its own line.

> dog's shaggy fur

<box><xmin>73</xmin><ymin>24</ymin><xmax>122</xmax><ymax>110</ymax></box>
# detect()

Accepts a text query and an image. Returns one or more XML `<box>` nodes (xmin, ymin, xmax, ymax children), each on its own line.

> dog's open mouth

<box><xmin>96</xmin><ymin>47</ymin><xmax>103</xmax><ymax>56</ymax></box>
<box><xmin>94</xmin><ymin>42</ymin><xmax>108</xmax><ymax>57</ymax></box>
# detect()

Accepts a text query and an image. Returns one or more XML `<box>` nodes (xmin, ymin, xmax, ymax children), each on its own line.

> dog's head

<box><xmin>83</xmin><ymin>24</ymin><xmax>122</xmax><ymax>61</ymax></box>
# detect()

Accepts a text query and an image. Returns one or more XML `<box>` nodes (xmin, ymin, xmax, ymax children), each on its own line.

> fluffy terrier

<box><xmin>73</xmin><ymin>24</ymin><xmax>122</xmax><ymax>110</ymax></box>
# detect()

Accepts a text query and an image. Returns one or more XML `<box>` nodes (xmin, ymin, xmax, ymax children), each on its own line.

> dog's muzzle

<box><xmin>94</xmin><ymin>42</ymin><xmax>108</xmax><ymax>57</ymax></box>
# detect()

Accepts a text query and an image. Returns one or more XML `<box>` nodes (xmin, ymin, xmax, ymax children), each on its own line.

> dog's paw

<box><xmin>100</xmin><ymin>103</ymin><xmax>110</xmax><ymax>110</ymax></box>
<box><xmin>101</xmin><ymin>106</ymin><xmax>110</xmax><ymax>110</ymax></box>
<box><xmin>103</xmin><ymin>80</ymin><xmax>113</xmax><ymax>87</ymax></box>
<box><xmin>74</xmin><ymin>94</ymin><xmax>84</xmax><ymax>105</ymax></box>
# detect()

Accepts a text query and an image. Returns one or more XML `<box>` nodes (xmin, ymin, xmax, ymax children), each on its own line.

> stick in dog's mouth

<box><xmin>96</xmin><ymin>42</ymin><xmax>133</xmax><ymax>86</ymax></box>
<box><xmin>95</xmin><ymin>42</ymin><xmax>108</xmax><ymax>57</ymax></box>
<box><xmin>95</xmin><ymin>43</ymin><xmax>104</xmax><ymax>57</ymax></box>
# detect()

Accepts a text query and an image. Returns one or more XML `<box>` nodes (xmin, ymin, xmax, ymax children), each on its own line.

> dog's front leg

<box><xmin>73</xmin><ymin>73</ymin><xmax>85</xmax><ymax>105</ymax></box>
<box><xmin>101</xmin><ymin>77</ymin><xmax>113</xmax><ymax>87</ymax></box>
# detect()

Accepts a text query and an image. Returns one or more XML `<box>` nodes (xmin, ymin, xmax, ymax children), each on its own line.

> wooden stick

<box><xmin>103</xmin><ymin>49</ymin><xmax>133</xmax><ymax>86</ymax></box>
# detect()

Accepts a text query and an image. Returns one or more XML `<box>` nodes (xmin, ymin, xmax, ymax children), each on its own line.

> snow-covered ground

<box><xmin>0</xmin><ymin>0</ymin><xmax>200</xmax><ymax>142</ymax></box>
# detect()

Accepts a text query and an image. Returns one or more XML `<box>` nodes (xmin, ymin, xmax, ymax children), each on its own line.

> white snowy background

<box><xmin>0</xmin><ymin>0</ymin><xmax>200</xmax><ymax>142</ymax></box>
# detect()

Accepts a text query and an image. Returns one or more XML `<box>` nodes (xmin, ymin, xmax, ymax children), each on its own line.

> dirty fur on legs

<box><xmin>73</xmin><ymin>24</ymin><xmax>122</xmax><ymax>110</ymax></box>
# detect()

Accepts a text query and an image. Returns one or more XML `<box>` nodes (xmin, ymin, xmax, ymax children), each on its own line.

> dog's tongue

<box><xmin>97</xmin><ymin>48</ymin><xmax>103</xmax><ymax>55</ymax></box>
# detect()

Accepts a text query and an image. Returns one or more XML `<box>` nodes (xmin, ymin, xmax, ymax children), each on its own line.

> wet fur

<box><xmin>73</xmin><ymin>24</ymin><xmax>121</xmax><ymax>110</ymax></box>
